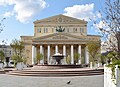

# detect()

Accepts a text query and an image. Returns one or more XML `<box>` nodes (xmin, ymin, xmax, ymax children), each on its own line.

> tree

<box><xmin>66</xmin><ymin>55</ymin><xmax>71</xmax><ymax>64</ymax></box>
<box><xmin>94</xmin><ymin>0</ymin><xmax>120</xmax><ymax>60</ymax></box>
<box><xmin>36</xmin><ymin>53</ymin><xmax>43</xmax><ymax>64</ymax></box>
<box><xmin>10</xmin><ymin>39</ymin><xmax>24</xmax><ymax>65</ymax></box>
<box><xmin>87</xmin><ymin>41</ymin><xmax>101</xmax><ymax>63</ymax></box>
<box><xmin>0</xmin><ymin>50</ymin><xmax>5</xmax><ymax>63</ymax></box>
<box><xmin>12</xmin><ymin>55</ymin><xmax>23</xmax><ymax>66</ymax></box>
<box><xmin>0</xmin><ymin>18</ymin><xmax>6</xmax><ymax>33</ymax></box>
<box><xmin>74</xmin><ymin>53</ymin><xmax>80</xmax><ymax>64</ymax></box>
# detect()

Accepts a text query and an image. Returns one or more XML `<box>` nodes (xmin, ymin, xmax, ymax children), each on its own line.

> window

<box><xmin>44</xmin><ymin>28</ymin><xmax>48</xmax><ymax>33</ymax></box>
<box><xmin>73</xmin><ymin>28</ymin><xmax>77</xmax><ymax>32</ymax></box>
<box><xmin>52</xmin><ymin>28</ymin><xmax>54</xmax><ymax>32</ymax></box>
<box><xmin>67</xmin><ymin>28</ymin><xmax>69</xmax><ymax>32</ymax></box>
<box><xmin>46</xmin><ymin>28</ymin><xmax>48</xmax><ymax>33</ymax></box>
<box><xmin>80</xmin><ymin>27</ymin><xmax>84</xmax><ymax>33</ymax></box>
<box><xmin>80</xmin><ymin>28</ymin><xmax>82</xmax><ymax>33</ymax></box>
<box><xmin>44</xmin><ymin>28</ymin><xmax>45</xmax><ymax>33</ymax></box>
<box><xmin>37</xmin><ymin>28</ymin><xmax>41</xmax><ymax>33</ymax></box>
<box><xmin>75</xmin><ymin>28</ymin><xmax>77</xmax><ymax>32</ymax></box>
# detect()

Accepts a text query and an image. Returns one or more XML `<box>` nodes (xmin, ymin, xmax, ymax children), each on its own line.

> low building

<box><xmin>0</xmin><ymin>45</ymin><xmax>12</xmax><ymax>62</ymax></box>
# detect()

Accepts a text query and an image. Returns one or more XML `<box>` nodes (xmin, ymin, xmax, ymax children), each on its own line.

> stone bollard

<box><xmin>0</xmin><ymin>63</ymin><xmax>3</xmax><ymax>69</ymax></box>
<box><xmin>90</xmin><ymin>62</ymin><xmax>93</xmax><ymax>69</ymax></box>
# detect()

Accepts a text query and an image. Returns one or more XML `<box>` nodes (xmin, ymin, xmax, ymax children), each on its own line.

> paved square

<box><xmin>0</xmin><ymin>75</ymin><xmax>103</xmax><ymax>87</ymax></box>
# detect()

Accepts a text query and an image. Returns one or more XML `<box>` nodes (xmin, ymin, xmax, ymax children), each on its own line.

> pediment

<box><xmin>34</xmin><ymin>14</ymin><xmax>87</xmax><ymax>24</ymax></box>
<box><xmin>32</xmin><ymin>33</ymin><xmax>87</xmax><ymax>41</ymax></box>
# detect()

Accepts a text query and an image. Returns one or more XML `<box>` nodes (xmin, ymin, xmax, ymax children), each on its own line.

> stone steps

<box><xmin>7</xmin><ymin>69</ymin><xmax>104</xmax><ymax>77</ymax></box>
<box><xmin>8</xmin><ymin>73</ymin><xmax>103</xmax><ymax>77</ymax></box>
<box><xmin>0</xmin><ymin>70</ymin><xmax>5</xmax><ymax>74</ymax></box>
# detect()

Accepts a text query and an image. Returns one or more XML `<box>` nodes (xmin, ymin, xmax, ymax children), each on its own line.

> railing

<box><xmin>104</xmin><ymin>65</ymin><xmax>120</xmax><ymax>87</ymax></box>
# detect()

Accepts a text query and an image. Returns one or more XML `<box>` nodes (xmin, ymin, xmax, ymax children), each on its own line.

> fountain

<box><xmin>52</xmin><ymin>53</ymin><xmax>64</xmax><ymax>65</ymax></box>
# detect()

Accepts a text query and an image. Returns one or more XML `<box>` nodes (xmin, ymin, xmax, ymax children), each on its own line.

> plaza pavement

<box><xmin>0</xmin><ymin>74</ymin><xmax>103</xmax><ymax>87</ymax></box>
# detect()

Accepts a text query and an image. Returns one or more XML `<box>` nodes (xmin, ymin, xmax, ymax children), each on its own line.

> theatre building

<box><xmin>21</xmin><ymin>14</ymin><xmax>100</xmax><ymax>65</ymax></box>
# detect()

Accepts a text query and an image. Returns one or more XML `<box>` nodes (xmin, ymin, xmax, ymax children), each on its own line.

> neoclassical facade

<box><xmin>21</xmin><ymin>14</ymin><xmax>100</xmax><ymax>65</ymax></box>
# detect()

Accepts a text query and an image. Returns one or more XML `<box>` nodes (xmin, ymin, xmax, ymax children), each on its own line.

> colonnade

<box><xmin>32</xmin><ymin>44</ymin><xmax>89</xmax><ymax>65</ymax></box>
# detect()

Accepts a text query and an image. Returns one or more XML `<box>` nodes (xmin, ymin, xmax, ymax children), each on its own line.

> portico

<box><xmin>31</xmin><ymin>32</ymin><xmax>90</xmax><ymax>65</ymax></box>
<box><xmin>31</xmin><ymin>44</ymin><xmax>87</xmax><ymax>65</ymax></box>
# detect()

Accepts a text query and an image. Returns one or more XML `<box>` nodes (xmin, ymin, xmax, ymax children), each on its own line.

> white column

<box><xmin>78</xmin><ymin>45</ymin><xmax>81</xmax><ymax>64</ymax></box>
<box><xmin>40</xmin><ymin>45</ymin><xmax>43</xmax><ymax>54</ymax></box>
<box><xmin>63</xmin><ymin>45</ymin><xmax>67</xmax><ymax>64</ymax></box>
<box><xmin>47</xmin><ymin>45</ymin><xmax>50</xmax><ymax>64</ymax></box>
<box><xmin>85</xmin><ymin>46</ymin><xmax>89</xmax><ymax>64</ymax></box>
<box><xmin>71</xmin><ymin>45</ymin><xmax>74</xmax><ymax>64</ymax></box>
<box><xmin>32</xmin><ymin>45</ymin><xmax>36</xmax><ymax>65</ymax></box>
<box><xmin>40</xmin><ymin>45</ymin><xmax>44</xmax><ymax>64</ymax></box>
<box><xmin>55</xmin><ymin>45</ymin><xmax>58</xmax><ymax>53</ymax></box>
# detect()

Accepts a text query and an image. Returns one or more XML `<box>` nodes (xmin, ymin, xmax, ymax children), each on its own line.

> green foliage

<box><xmin>66</xmin><ymin>55</ymin><xmax>71</xmax><ymax>64</ymax></box>
<box><xmin>87</xmin><ymin>41</ymin><xmax>100</xmax><ymax>63</ymax></box>
<box><xmin>12</xmin><ymin>55</ymin><xmax>23</xmax><ymax>66</ymax></box>
<box><xmin>81</xmin><ymin>56</ymin><xmax>85</xmax><ymax>64</ymax></box>
<box><xmin>36</xmin><ymin>53</ymin><xmax>43</xmax><ymax>64</ymax></box>
<box><xmin>0</xmin><ymin>51</ymin><xmax>5</xmax><ymax>63</ymax></box>
<box><xmin>10</xmin><ymin>39</ymin><xmax>25</xmax><ymax>64</ymax></box>
<box><xmin>12</xmin><ymin>55</ymin><xmax>23</xmax><ymax>63</ymax></box>
<box><xmin>107</xmin><ymin>60</ymin><xmax>120</xmax><ymax>79</ymax></box>
<box><xmin>23</xmin><ymin>57</ymin><xmax>27</xmax><ymax>64</ymax></box>
<box><xmin>106</xmin><ymin>52</ymin><xmax>120</xmax><ymax>80</ymax></box>
<box><xmin>10</xmin><ymin>39</ymin><xmax>24</xmax><ymax>56</ymax></box>
<box><xmin>74</xmin><ymin>53</ymin><xmax>80</xmax><ymax>63</ymax></box>
<box><xmin>106</xmin><ymin>52</ymin><xmax>120</xmax><ymax>66</ymax></box>
<box><xmin>100</xmin><ymin>55</ymin><xmax>106</xmax><ymax>64</ymax></box>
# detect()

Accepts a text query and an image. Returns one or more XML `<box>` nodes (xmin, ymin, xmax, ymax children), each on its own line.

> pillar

<box><xmin>78</xmin><ymin>45</ymin><xmax>81</xmax><ymax>64</ymax></box>
<box><xmin>85</xmin><ymin>46</ymin><xmax>89</xmax><ymax>64</ymax></box>
<box><xmin>63</xmin><ymin>45</ymin><xmax>67</xmax><ymax>64</ymax></box>
<box><xmin>32</xmin><ymin>45</ymin><xmax>36</xmax><ymax>65</ymax></box>
<box><xmin>47</xmin><ymin>45</ymin><xmax>50</xmax><ymax>64</ymax></box>
<box><xmin>40</xmin><ymin>45</ymin><xmax>44</xmax><ymax>64</ymax></box>
<box><xmin>71</xmin><ymin>45</ymin><xmax>74</xmax><ymax>64</ymax></box>
<box><xmin>55</xmin><ymin>45</ymin><xmax>58</xmax><ymax>54</ymax></box>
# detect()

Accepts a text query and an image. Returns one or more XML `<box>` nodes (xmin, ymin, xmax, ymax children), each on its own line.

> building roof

<box><xmin>34</xmin><ymin>14</ymin><xmax>87</xmax><ymax>24</ymax></box>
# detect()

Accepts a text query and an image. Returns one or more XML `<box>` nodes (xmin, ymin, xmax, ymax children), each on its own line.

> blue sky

<box><xmin>0</xmin><ymin>0</ymin><xmax>105</xmax><ymax>45</ymax></box>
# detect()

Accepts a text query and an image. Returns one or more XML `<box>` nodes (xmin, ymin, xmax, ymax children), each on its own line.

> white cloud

<box><xmin>95</xmin><ymin>21</ymin><xmax>105</xmax><ymax>29</ymax></box>
<box><xmin>63</xmin><ymin>3</ymin><xmax>94</xmax><ymax>21</ymax></box>
<box><xmin>3</xmin><ymin>11</ymin><xmax>14</xmax><ymax>17</ymax></box>
<box><xmin>0</xmin><ymin>0</ymin><xmax>15</xmax><ymax>6</ymax></box>
<box><xmin>96</xmin><ymin>12</ymin><xmax>102</xmax><ymax>18</ymax></box>
<box><xmin>0</xmin><ymin>0</ymin><xmax>47</xmax><ymax>23</ymax></box>
<box><xmin>94</xmin><ymin>20</ymin><xmax>110</xmax><ymax>31</ymax></box>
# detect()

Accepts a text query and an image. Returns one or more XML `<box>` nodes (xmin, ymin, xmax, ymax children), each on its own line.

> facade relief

<box><xmin>34</xmin><ymin>14</ymin><xmax>86</xmax><ymax>24</ymax></box>
<box><xmin>52</xmin><ymin>35</ymin><xmax>68</xmax><ymax>39</ymax></box>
